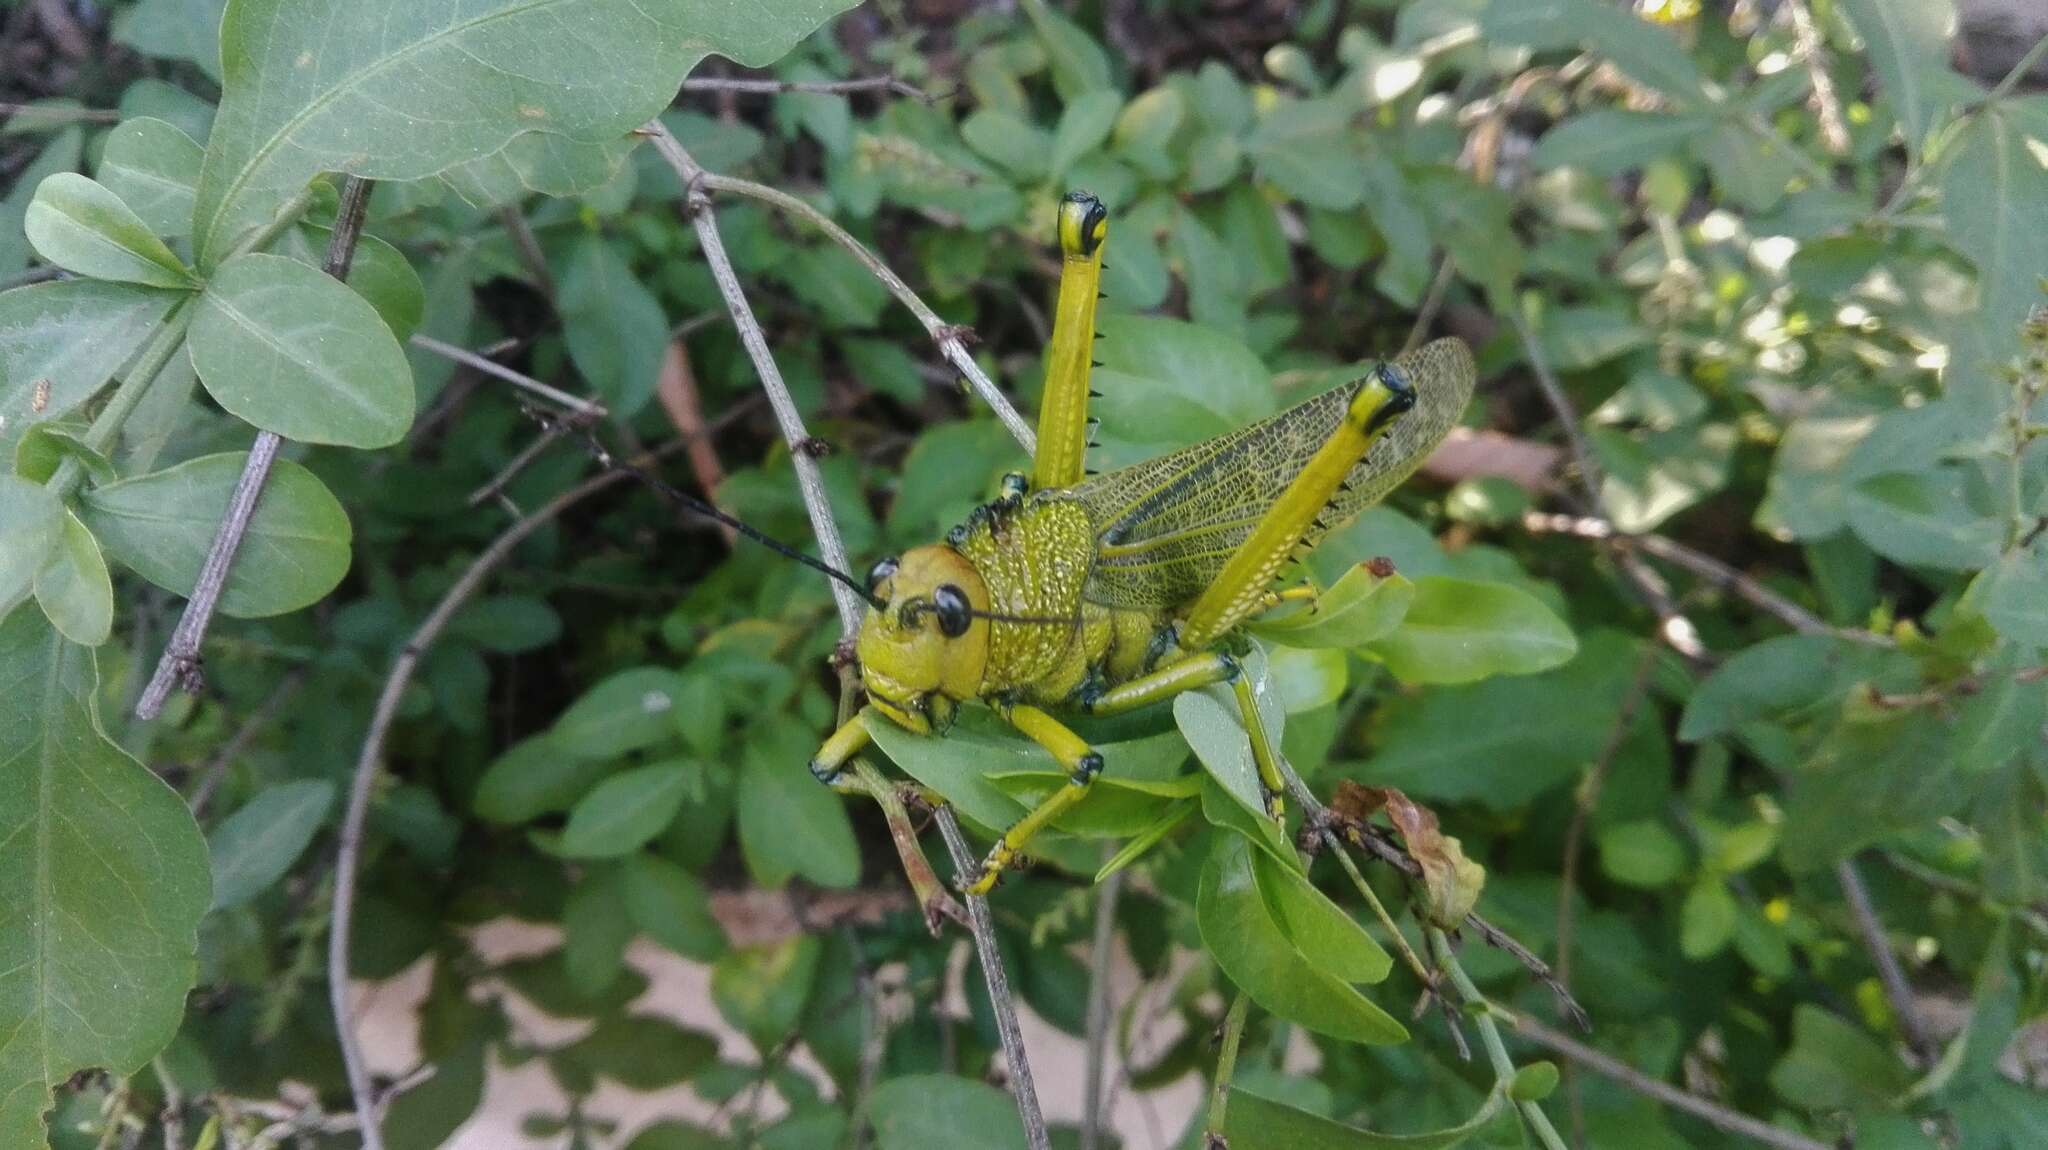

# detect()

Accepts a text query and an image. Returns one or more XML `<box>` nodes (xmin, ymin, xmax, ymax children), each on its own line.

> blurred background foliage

<box><xmin>2</xmin><ymin>0</ymin><xmax>2046</xmax><ymax>1147</ymax></box>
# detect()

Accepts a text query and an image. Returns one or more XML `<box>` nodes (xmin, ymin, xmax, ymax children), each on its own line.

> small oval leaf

<box><xmin>23</xmin><ymin>172</ymin><xmax>196</xmax><ymax>288</ymax></box>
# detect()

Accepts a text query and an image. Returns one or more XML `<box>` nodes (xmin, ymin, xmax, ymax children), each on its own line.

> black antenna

<box><xmin>535</xmin><ymin>409</ymin><xmax>885</xmax><ymax>610</ymax></box>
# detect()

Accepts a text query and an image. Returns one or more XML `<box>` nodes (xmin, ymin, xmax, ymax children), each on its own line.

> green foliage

<box><xmin>5</xmin><ymin>0</ymin><xmax>2047</xmax><ymax>1145</ymax></box>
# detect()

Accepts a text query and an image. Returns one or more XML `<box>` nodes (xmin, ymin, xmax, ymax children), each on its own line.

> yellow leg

<box><xmin>1031</xmin><ymin>192</ymin><xmax>1109</xmax><ymax>490</ymax></box>
<box><xmin>1178</xmin><ymin>368</ymin><xmax>1415</xmax><ymax>649</ymax></box>
<box><xmin>965</xmin><ymin>704</ymin><xmax>1104</xmax><ymax>894</ymax></box>
<box><xmin>1256</xmin><ymin>585</ymin><xmax>1318</xmax><ymax>613</ymax></box>
<box><xmin>966</xmin><ymin>650</ymin><xmax>1296</xmax><ymax>891</ymax></box>
<box><xmin>809</xmin><ymin>714</ymin><xmax>872</xmax><ymax>784</ymax></box>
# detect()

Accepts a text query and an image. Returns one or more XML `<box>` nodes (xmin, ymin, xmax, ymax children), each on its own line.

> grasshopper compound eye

<box><xmin>867</xmin><ymin>556</ymin><xmax>900</xmax><ymax>593</ymax></box>
<box><xmin>932</xmin><ymin>584</ymin><xmax>973</xmax><ymax>638</ymax></box>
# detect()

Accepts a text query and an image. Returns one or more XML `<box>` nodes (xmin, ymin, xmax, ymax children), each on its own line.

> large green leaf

<box><xmin>0</xmin><ymin>477</ymin><xmax>64</xmax><ymax>618</ymax></box>
<box><xmin>1837</xmin><ymin>0</ymin><xmax>1969</xmax><ymax>158</ymax></box>
<box><xmin>208</xmin><ymin>780</ymin><xmax>335</xmax><ymax>909</ymax></box>
<box><xmin>737</xmin><ymin>727</ymin><xmax>859</xmax><ymax>888</ymax></box>
<box><xmin>1251</xmin><ymin>848</ymin><xmax>1391</xmax><ymax>984</ymax></box>
<box><xmin>621</xmin><ymin>853</ymin><xmax>726</xmax><ymax>961</ymax></box>
<box><xmin>188</xmin><ymin>252</ymin><xmax>415</xmax><ymax>448</ymax></box>
<box><xmin>1223</xmin><ymin>1084</ymin><xmax>1509</xmax><ymax>1148</ymax></box>
<box><xmin>1530</xmin><ymin>110</ymin><xmax>1711</xmax><ymax>175</ymax></box>
<box><xmin>96</xmin><ymin>117</ymin><xmax>205</xmax><ymax>240</ymax></box>
<box><xmin>1247</xmin><ymin>566</ymin><xmax>1415</xmax><ymax>649</ymax></box>
<box><xmin>22</xmin><ymin>173</ymin><xmax>196</xmax><ymax>289</ymax></box>
<box><xmin>79</xmin><ymin>451</ymin><xmax>353</xmax><ymax>618</ymax></box>
<box><xmin>1482</xmin><ymin>0</ymin><xmax>1708</xmax><ymax>105</ymax></box>
<box><xmin>1970</xmin><ymin>544</ymin><xmax>2048</xmax><ymax>646</ymax></box>
<box><xmin>1197</xmin><ymin>833</ymin><xmax>1408</xmax><ymax>1045</ymax></box>
<box><xmin>711</xmin><ymin>935</ymin><xmax>821</xmax><ymax>1053</ymax></box>
<box><xmin>1941</xmin><ymin>105</ymin><xmax>2048</xmax><ymax>374</ymax></box>
<box><xmin>559</xmin><ymin>760</ymin><xmax>695</xmax><ymax>859</ymax></box>
<box><xmin>0</xmin><ymin>610</ymin><xmax>211</xmax><ymax>1150</ymax></box>
<box><xmin>112</xmin><ymin>0</ymin><xmax>228</xmax><ymax>80</ymax></box>
<box><xmin>1091</xmin><ymin>313</ymin><xmax>1273</xmax><ymax>465</ymax></box>
<box><xmin>471</xmin><ymin>733</ymin><xmax>614</xmax><ymax>824</ymax></box>
<box><xmin>32</xmin><ymin>511</ymin><xmax>114</xmax><ymax>647</ymax></box>
<box><xmin>1368</xmin><ymin>576</ymin><xmax>1578</xmax><ymax>685</ymax></box>
<box><xmin>191</xmin><ymin>0</ymin><xmax>855</xmax><ymax>266</ymax></box>
<box><xmin>557</xmin><ymin>234</ymin><xmax>667</xmax><ymax>418</ymax></box>
<box><xmin>867</xmin><ymin>1075</ymin><xmax>1027</xmax><ymax>1150</ymax></box>
<box><xmin>550</xmin><ymin>667</ymin><xmax>690</xmax><ymax>760</ymax></box>
<box><xmin>1844</xmin><ymin>469</ymin><xmax>2003</xmax><ymax>571</ymax></box>
<box><xmin>0</xmin><ymin>280</ymin><xmax>180</xmax><ymax>459</ymax></box>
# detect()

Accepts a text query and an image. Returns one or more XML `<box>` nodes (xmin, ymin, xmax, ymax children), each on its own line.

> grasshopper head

<box><xmin>856</xmin><ymin>545</ymin><xmax>990</xmax><ymax>734</ymax></box>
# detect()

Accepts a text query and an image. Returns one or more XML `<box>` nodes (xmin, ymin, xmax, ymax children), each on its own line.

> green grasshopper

<box><xmin>808</xmin><ymin>192</ymin><xmax>1477</xmax><ymax>895</ymax></box>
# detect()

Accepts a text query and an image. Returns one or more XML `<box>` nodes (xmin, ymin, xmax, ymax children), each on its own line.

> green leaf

<box><xmin>190</xmin><ymin>0</ymin><xmax>855</xmax><ymax>266</ymax></box>
<box><xmin>1175</xmin><ymin>651</ymin><xmax>1288</xmax><ymax>827</ymax></box>
<box><xmin>1942</xmin><ymin>106</ymin><xmax>2048</xmax><ymax>354</ymax></box>
<box><xmin>0</xmin><ymin>280</ymin><xmax>179</xmax><ymax>459</ymax></box>
<box><xmin>0</xmin><ymin>475</ymin><xmax>64</xmax><ymax>617</ymax></box>
<box><xmin>96</xmin><ymin>118</ymin><xmax>205</xmax><ymax>240</ymax></box>
<box><xmin>867</xmin><ymin>1075</ymin><xmax>1027</xmax><ymax>1150</ymax></box>
<box><xmin>472</xmin><ymin>734</ymin><xmax>613</xmax><ymax>824</ymax></box>
<box><xmin>23</xmin><ymin>173</ymin><xmax>195</xmax><ymax>289</ymax></box>
<box><xmin>560</xmin><ymin>760</ymin><xmax>695</xmax><ymax>859</ymax></box>
<box><xmin>1592</xmin><ymin>421</ymin><xmax>1735</xmax><ymax>533</ymax></box>
<box><xmin>563</xmin><ymin>1014</ymin><xmax>720</xmax><ymax>1091</ymax></box>
<box><xmin>1369</xmin><ymin>576</ymin><xmax>1578</xmax><ymax>685</ymax></box>
<box><xmin>711</xmin><ymin>935</ymin><xmax>821</xmax><ymax>1052</ymax></box>
<box><xmin>738</xmin><ymin>728</ymin><xmax>859</xmax><ymax>888</ymax></box>
<box><xmin>1482</xmin><ymin>0</ymin><xmax>1708</xmax><ymax>104</ymax></box>
<box><xmin>1769</xmin><ymin>1004</ymin><xmax>1910</xmax><ymax>1110</ymax></box>
<box><xmin>1113</xmin><ymin>87</ymin><xmax>1185</xmax><ymax>177</ymax></box>
<box><xmin>440</xmin><ymin>131</ymin><xmax>637</xmax><ymax>208</ymax></box>
<box><xmin>557</xmin><ymin>234</ymin><xmax>667</xmax><ymax>418</ymax></box>
<box><xmin>1092</xmin><ymin>313</ymin><xmax>1273</xmax><ymax>464</ymax></box>
<box><xmin>32</xmin><ymin>511</ymin><xmax>114</xmax><ymax>647</ymax></box>
<box><xmin>284</xmin><ymin>224</ymin><xmax>426</xmax><ymax>342</ymax></box>
<box><xmin>959</xmin><ymin>110</ymin><xmax>1048</xmax><ymax>177</ymax></box>
<box><xmin>208</xmin><ymin>780</ymin><xmax>335</xmax><ymax>909</ymax></box>
<box><xmin>562</xmin><ymin>865</ymin><xmax>632</xmax><ymax>996</ymax></box>
<box><xmin>1510</xmin><ymin>1062</ymin><xmax>1560</xmax><ymax>1103</ymax></box>
<box><xmin>550</xmin><ymin>667</ymin><xmax>690</xmax><ymax>759</ymax></box>
<box><xmin>1679</xmin><ymin>878</ymin><xmax>1737</xmax><ymax>959</ymax></box>
<box><xmin>1845</xmin><ymin>469</ymin><xmax>2003</xmax><ymax>571</ymax></box>
<box><xmin>1970</xmin><ymin>544</ymin><xmax>2048</xmax><ymax>646</ymax></box>
<box><xmin>622</xmin><ymin>853</ymin><xmax>726</xmax><ymax>961</ymax></box>
<box><xmin>1246</xmin><ymin>97</ymin><xmax>1369</xmax><ymax>210</ymax></box>
<box><xmin>1051</xmin><ymin>91</ymin><xmax>1123</xmax><ymax>176</ymax></box>
<box><xmin>1198</xmin><ymin>833</ymin><xmax>1408</xmax><ymax>1046</ymax></box>
<box><xmin>1247</xmin><ymin>567</ymin><xmax>1415</xmax><ymax>649</ymax></box>
<box><xmin>1020</xmin><ymin>0</ymin><xmax>1113</xmax><ymax>100</ymax></box>
<box><xmin>80</xmin><ymin>452</ymin><xmax>352</xmax><ymax>618</ymax></box>
<box><xmin>1530</xmin><ymin>110</ymin><xmax>1708</xmax><ymax>175</ymax></box>
<box><xmin>1837</xmin><ymin>0</ymin><xmax>1969</xmax><ymax>158</ymax></box>
<box><xmin>447</xmin><ymin>594</ymin><xmax>561</xmax><ymax>653</ymax></box>
<box><xmin>1535</xmin><ymin>304</ymin><xmax>1649</xmax><ymax>371</ymax></box>
<box><xmin>1251</xmin><ymin>848</ymin><xmax>1392</xmax><ymax>983</ymax></box>
<box><xmin>0</xmin><ymin>610</ymin><xmax>211</xmax><ymax>1150</ymax></box>
<box><xmin>1677</xmin><ymin>634</ymin><xmax>1883</xmax><ymax>742</ymax></box>
<box><xmin>1597</xmin><ymin>820</ymin><xmax>1688</xmax><ymax>888</ymax></box>
<box><xmin>112</xmin><ymin>0</ymin><xmax>227</xmax><ymax>80</ymax></box>
<box><xmin>1</xmin><ymin>128</ymin><xmax>83</xmax><ymax>280</ymax></box>
<box><xmin>189</xmin><ymin>251</ymin><xmax>415</xmax><ymax>448</ymax></box>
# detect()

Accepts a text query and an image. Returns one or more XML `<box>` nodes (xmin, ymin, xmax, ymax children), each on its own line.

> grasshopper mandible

<box><xmin>811</xmin><ymin>192</ymin><xmax>1477</xmax><ymax>895</ymax></box>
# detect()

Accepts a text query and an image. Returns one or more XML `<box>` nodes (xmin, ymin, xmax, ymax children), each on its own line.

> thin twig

<box><xmin>1511</xmin><ymin>1014</ymin><xmax>1832</xmax><ymax>1150</ymax></box>
<box><xmin>1881</xmin><ymin>851</ymin><xmax>2048</xmax><ymax>939</ymax></box>
<box><xmin>0</xmin><ymin>264</ymin><xmax>69</xmax><ymax>289</ymax></box>
<box><xmin>1836</xmin><ymin>858</ymin><xmax>1937</xmax><ymax>1062</ymax></box>
<box><xmin>1985</xmin><ymin>31</ymin><xmax>2048</xmax><ymax>106</ymax></box>
<box><xmin>1400</xmin><ymin>256</ymin><xmax>1459</xmax><ymax>356</ymax></box>
<box><xmin>331</xmin><ymin>449</ymin><xmax>684</xmax><ymax>1150</ymax></box>
<box><xmin>0</xmin><ymin>101</ymin><xmax>120</xmax><ymax>123</ymax></box>
<box><xmin>1430</xmin><ymin>930</ymin><xmax>1569</xmax><ymax>1150</ymax></box>
<box><xmin>407</xmin><ymin>334</ymin><xmax>606</xmax><ymax>419</ymax></box>
<box><xmin>1783</xmin><ymin>0</ymin><xmax>1850</xmax><ymax>156</ymax></box>
<box><xmin>496</xmin><ymin>205</ymin><xmax>557</xmax><ymax>300</ymax></box>
<box><xmin>1555</xmin><ymin>643</ymin><xmax>1659</xmax><ymax>1147</ymax></box>
<box><xmin>1080</xmin><ymin>864</ymin><xmax>1124</xmax><ymax>1150</ymax></box>
<box><xmin>1202</xmin><ymin>993</ymin><xmax>1250</xmax><ymax>1148</ymax></box>
<box><xmin>680</xmin><ymin>73</ymin><xmax>938</xmax><ymax>103</ymax></box>
<box><xmin>136</xmin><ymin>179</ymin><xmax>375</xmax><ymax>719</ymax></box>
<box><xmin>642</xmin><ymin>121</ymin><xmax>866</xmax><ymax>632</ymax></box>
<box><xmin>188</xmin><ymin>668</ymin><xmax>308</xmax><ymax>817</ymax></box>
<box><xmin>690</xmin><ymin>169</ymin><xmax>1037</xmax><ymax>452</ymax></box>
<box><xmin>934</xmin><ymin>807</ymin><xmax>1052</xmax><ymax>1150</ymax></box>
<box><xmin>151</xmin><ymin>1058</ymin><xmax>184</xmax><ymax>1150</ymax></box>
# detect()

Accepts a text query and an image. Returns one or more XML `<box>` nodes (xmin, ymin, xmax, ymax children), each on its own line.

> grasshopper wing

<box><xmin>1070</xmin><ymin>337</ymin><xmax>1475</xmax><ymax>611</ymax></box>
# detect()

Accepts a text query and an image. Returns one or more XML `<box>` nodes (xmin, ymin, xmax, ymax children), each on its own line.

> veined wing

<box><xmin>1070</xmin><ymin>337</ymin><xmax>1474</xmax><ymax>611</ymax></box>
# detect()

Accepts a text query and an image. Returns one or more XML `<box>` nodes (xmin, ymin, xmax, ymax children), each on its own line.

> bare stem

<box><xmin>1836</xmin><ymin>858</ymin><xmax>1937</xmax><ymax>1062</ymax></box>
<box><xmin>1202</xmin><ymin>992</ymin><xmax>1251</xmax><ymax>1147</ymax></box>
<box><xmin>1783</xmin><ymin>0</ymin><xmax>1849</xmax><ymax>156</ymax></box>
<box><xmin>680</xmin><ymin>73</ymin><xmax>937</xmax><ymax>102</ymax></box>
<box><xmin>330</xmin><ymin>449</ymin><xmax>684</xmax><ymax>1150</ymax></box>
<box><xmin>1986</xmin><ymin>31</ymin><xmax>2048</xmax><ymax>105</ymax></box>
<box><xmin>1429</xmin><ymin>928</ymin><xmax>1569</xmax><ymax>1150</ymax></box>
<box><xmin>136</xmin><ymin>179</ymin><xmax>374</xmax><ymax>720</ymax></box>
<box><xmin>643</xmin><ymin>121</ymin><xmax>866</xmax><ymax>632</ymax></box>
<box><xmin>691</xmin><ymin>170</ymin><xmax>1037</xmax><ymax>453</ymax></box>
<box><xmin>407</xmin><ymin>334</ymin><xmax>605</xmax><ymax>418</ymax></box>
<box><xmin>1511</xmin><ymin>1014</ymin><xmax>1832</xmax><ymax>1150</ymax></box>
<box><xmin>1081</xmin><ymin>864</ymin><xmax>1124</xmax><ymax>1150</ymax></box>
<box><xmin>934</xmin><ymin>807</ymin><xmax>1052</xmax><ymax>1150</ymax></box>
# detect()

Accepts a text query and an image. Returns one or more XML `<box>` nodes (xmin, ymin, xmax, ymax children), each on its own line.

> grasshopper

<box><xmin>810</xmin><ymin>192</ymin><xmax>1476</xmax><ymax>895</ymax></box>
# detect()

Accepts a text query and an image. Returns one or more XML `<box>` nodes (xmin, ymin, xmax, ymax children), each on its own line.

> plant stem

<box><xmin>136</xmin><ymin>177</ymin><xmax>374</xmax><ymax>720</ymax></box>
<box><xmin>680</xmin><ymin>73</ymin><xmax>936</xmax><ymax>102</ymax></box>
<box><xmin>407</xmin><ymin>334</ymin><xmax>604</xmax><ymax>418</ymax></box>
<box><xmin>693</xmin><ymin>171</ymin><xmax>1037</xmax><ymax>453</ymax></box>
<box><xmin>1836</xmin><ymin>858</ymin><xmax>1936</xmax><ymax>1062</ymax></box>
<box><xmin>49</xmin><ymin>296</ymin><xmax>196</xmax><ymax>498</ymax></box>
<box><xmin>1430</xmin><ymin>928</ymin><xmax>1569</xmax><ymax>1150</ymax></box>
<box><xmin>1985</xmin><ymin>31</ymin><xmax>2048</xmax><ymax>106</ymax></box>
<box><xmin>934</xmin><ymin>807</ymin><xmax>1052</xmax><ymax>1150</ymax></box>
<box><xmin>1324</xmin><ymin>834</ymin><xmax>1432</xmax><ymax>985</ymax></box>
<box><xmin>1080</xmin><ymin>862</ymin><xmax>1124</xmax><ymax>1150</ymax></box>
<box><xmin>1203</xmin><ymin>993</ymin><xmax>1250</xmax><ymax>1146</ymax></box>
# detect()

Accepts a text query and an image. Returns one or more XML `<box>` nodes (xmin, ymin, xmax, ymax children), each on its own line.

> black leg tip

<box><xmin>808</xmin><ymin>759</ymin><xmax>843</xmax><ymax>785</ymax></box>
<box><xmin>1071</xmin><ymin>751</ymin><xmax>1104</xmax><ymax>785</ymax></box>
